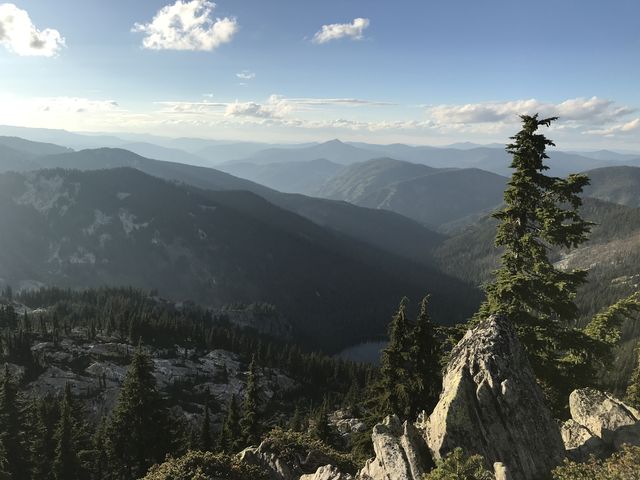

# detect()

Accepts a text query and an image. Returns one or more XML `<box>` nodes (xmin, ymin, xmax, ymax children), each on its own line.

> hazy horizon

<box><xmin>1</xmin><ymin>1</ymin><xmax>639</xmax><ymax>150</ymax></box>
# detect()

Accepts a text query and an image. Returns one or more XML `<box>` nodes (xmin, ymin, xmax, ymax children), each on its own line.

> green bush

<box><xmin>140</xmin><ymin>450</ymin><xmax>269</xmax><ymax>480</ymax></box>
<box><xmin>552</xmin><ymin>445</ymin><xmax>640</xmax><ymax>480</ymax></box>
<box><xmin>261</xmin><ymin>427</ymin><xmax>359</xmax><ymax>475</ymax></box>
<box><xmin>424</xmin><ymin>448</ymin><xmax>494</xmax><ymax>480</ymax></box>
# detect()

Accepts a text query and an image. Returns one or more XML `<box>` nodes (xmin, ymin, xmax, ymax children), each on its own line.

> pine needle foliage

<box><xmin>378</xmin><ymin>298</ymin><xmax>412</xmax><ymax>419</ymax></box>
<box><xmin>474</xmin><ymin>115</ymin><xmax>640</xmax><ymax>411</ymax></box>
<box><xmin>104</xmin><ymin>344</ymin><xmax>171</xmax><ymax>479</ymax></box>
<box><xmin>625</xmin><ymin>342</ymin><xmax>640</xmax><ymax>409</ymax></box>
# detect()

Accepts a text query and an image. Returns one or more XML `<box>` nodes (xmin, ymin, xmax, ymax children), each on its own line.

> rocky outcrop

<box><xmin>300</xmin><ymin>465</ymin><xmax>353</xmax><ymax>480</ymax></box>
<box><xmin>329</xmin><ymin>410</ymin><xmax>367</xmax><ymax>436</ymax></box>
<box><xmin>560</xmin><ymin>418</ymin><xmax>608</xmax><ymax>461</ymax></box>
<box><xmin>239</xmin><ymin>444</ymin><xmax>297</xmax><ymax>480</ymax></box>
<box><xmin>563</xmin><ymin>388</ymin><xmax>640</xmax><ymax>456</ymax></box>
<box><xmin>21</xmin><ymin>334</ymin><xmax>295</xmax><ymax>429</ymax></box>
<box><xmin>425</xmin><ymin>315</ymin><xmax>565</xmax><ymax>480</ymax></box>
<box><xmin>569</xmin><ymin>388</ymin><xmax>640</xmax><ymax>445</ymax></box>
<box><xmin>359</xmin><ymin>415</ymin><xmax>431</xmax><ymax>480</ymax></box>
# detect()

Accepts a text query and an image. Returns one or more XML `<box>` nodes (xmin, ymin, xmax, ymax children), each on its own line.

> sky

<box><xmin>0</xmin><ymin>0</ymin><xmax>639</xmax><ymax>149</ymax></box>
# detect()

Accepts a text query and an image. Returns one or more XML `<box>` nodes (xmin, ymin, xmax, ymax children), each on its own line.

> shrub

<box><xmin>141</xmin><ymin>450</ymin><xmax>269</xmax><ymax>480</ymax></box>
<box><xmin>424</xmin><ymin>448</ymin><xmax>495</xmax><ymax>480</ymax></box>
<box><xmin>552</xmin><ymin>445</ymin><xmax>640</xmax><ymax>480</ymax></box>
<box><xmin>261</xmin><ymin>427</ymin><xmax>359</xmax><ymax>475</ymax></box>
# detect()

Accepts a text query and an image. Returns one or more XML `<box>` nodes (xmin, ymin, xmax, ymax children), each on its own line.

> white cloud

<box><xmin>0</xmin><ymin>3</ymin><xmax>65</xmax><ymax>57</ymax></box>
<box><xmin>159</xmin><ymin>95</ymin><xmax>390</xmax><ymax>119</ymax></box>
<box><xmin>312</xmin><ymin>18</ymin><xmax>369</xmax><ymax>44</ymax></box>
<box><xmin>133</xmin><ymin>0</ymin><xmax>238</xmax><ymax>51</ymax></box>
<box><xmin>156</xmin><ymin>100</ymin><xmax>226</xmax><ymax>114</ymax></box>
<box><xmin>426</xmin><ymin>97</ymin><xmax>636</xmax><ymax>128</ymax></box>
<box><xmin>286</xmin><ymin>97</ymin><xmax>394</xmax><ymax>107</ymax></box>
<box><xmin>585</xmin><ymin>118</ymin><xmax>640</xmax><ymax>136</ymax></box>
<box><xmin>30</xmin><ymin>97</ymin><xmax>120</xmax><ymax>114</ymax></box>
<box><xmin>225</xmin><ymin>95</ymin><xmax>292</xmax><ymax>119</ymax></box>
<box><xmin>236</xmin><ymin>70</ymin><xmax>255</xmax><ymax>80</ymax></box>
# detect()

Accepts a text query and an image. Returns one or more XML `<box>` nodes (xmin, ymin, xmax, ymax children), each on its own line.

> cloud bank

<box><xmin>426</xmin><ymin>97</ymin><xmax>634</xmax><ymax>127</ymax></box>
<box><xmin>0</xmin><ymin>3</ymin><xmax>65</xmax><ymax>56</ymax></box>
<box><xmin>312</xmin><ymin>18</ymin><xmax>369</xmax><ymax>44</ymax></box>
<box><xmin>133</xmin><ymin>0</ymin><xmax>237</xmax><ymax>51</ymax></box>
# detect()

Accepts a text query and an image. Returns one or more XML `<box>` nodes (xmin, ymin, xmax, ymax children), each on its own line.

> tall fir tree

<box><xmin>27</xmin><ymin>394</ymin><xmax>59</xmax><ymax>480</ymax></box>
<box><xmin>218</xmin><ymin>395</ymin><xmax>241</xmax><ymax>453</ymax></box>
<box><xmin>104</xmin><ymin>345</ymin><xmax>171</xmax><ymax>479</ymax></box>
<box><xmin>0</xmin><ymin>367</ymin><xmax>28</xmax><ymax>479</ymax></box>
<box><xmin>626</xmin><ymin>342</ymin><xmax>640</xmax><ymax>410</ymax></box>
<box><xmin>310</xmin><ymin>397</ymin><xmax>332</xmax><ymax>444</ymax></box>
<box><xmin>53</xmin><ymin>387</ymin><xmax>80</xmax><ymax>480</ymax></box>
<box><xmin>476</xmin><ymin>115</ymin><xmax>594</xmax><ymax>406</ymax></box>
<box><xmin>477</xmin><ymin>114</ymin><xmax>591</xmax><ymax>325</ymax></box>
<box><xmin>240</xmin><ymin>355</ymin><xmax>261</xmax><ymax>446</ymax></box>
<box><xmin>475</xmin><ymin>115</ymin><xmax>640</xmax><ymax>410</ymax></box>
<box><xmin>378</xmin><ymin>298</ymin><xmax>412</xmax><ymax>419</ymax></box>
<box><xmin>289</xmin><ymin>405</ymin><xmax>304</xmax><ymax>432</ymax></box>
<box><xmin>200</xmin><ymin>398</ymin><xmax>212</xmax><ymax>452</ymax></box>
<box><xmin>0</xmin><ymin>443</ymin><xmax>10</xmax><ymax>480</ymax></box>
<box><xmin>91</xmin><ymin>417</ymin><xmax>108</xmax><ymax>480</ymax></box>
<box><xmin>409</xmin><ymin>295</ymin><xmax>442</xmax><ymax>416</ymax></box>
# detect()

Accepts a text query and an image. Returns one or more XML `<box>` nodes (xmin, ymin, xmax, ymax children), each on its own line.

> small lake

<box><xmin>337</xmin><ymin>340</ymin><xmax>387</xmax><ymax>364</ymax></box>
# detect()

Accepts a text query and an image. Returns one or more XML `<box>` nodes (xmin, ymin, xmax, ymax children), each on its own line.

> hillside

<box><xmin>0</xmin><ymin>168</ymin><xmax>479</xmax><ymax>350</ymax></box>
<box><xmin>0</xmin><ymin>144</ymin><xmax>445</xmax><ymax>266</ymax></box>
<box><xmin>0</xmin><ymin>136</ymin><xmax>72</xmax><ymax>157</ymax></box>
<box><xmin>194</xmin><ymin>141</ymin><xmax>318</xmax><ymax>165</ymax></box>
<box><xmin>219</xmin><ymin>158</ymin><xmax>342</xmax><ymax>194</ymax></box>
<box><xmin>433</xmin><ymin>197</ymin><xmax>640</xmax><ymax>389</ymax></box>
<box><xmin>316</xmin><ymin>158</ymin><xmax>507</xmax><ymax>229</ymax></box>
<box><xmin>228</xmin><ymin>139</ymin><xmax>379</xmax><ymax>166</ymax></box>
<box><xmin>316</xmin><ymin>158</ymin><xmax>438</xmax><ymax>202</ymax></box>
<box><xmin>0</xmin><ymin>144</ymin><xmax>42</xmax><ymax>172</ymax></box>
<box><xmin>583</xmin><ymin>165</ymin><xmax>640</xmax><ymax>208</ymax></box>
<box><xmin>118</xmin><ymin>142</ymin><xmax>210</xmax><ymax>167</ymax></box>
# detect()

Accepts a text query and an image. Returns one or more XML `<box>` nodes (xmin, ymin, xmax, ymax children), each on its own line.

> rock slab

<box><xmin>560</xmin><ymin>418</ymin><xmax>608</xmax><ymax>461</ymax></box>
<box><xmin>569</xmin><ymin>388</ymin><xmax>640</xmax><ymax>445</ymax></box>
<box><xmin>300</xmin><ymin>465</ymin><xmax>353</xmax><ymax>480</ymax></box>
<box><xmin>425</xmin><ymin>315</ymin><xmax>565</xmax><ymax>480</ymax></box>
<box><xmin>566</xmin><ymin>388</ymin><xmax>640</xmax><ymax>453</ymax></box>
<box><xmin>359</xmin><ymin>415</ymin><xmax>431</xmax><ymax>480</ymax></box>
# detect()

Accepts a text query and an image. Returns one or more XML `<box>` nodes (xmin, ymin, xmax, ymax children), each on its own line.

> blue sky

<box><xmin>1</xmin><ymin>0</ymin><xmax>639</xmax><ymax>148</ymax></box>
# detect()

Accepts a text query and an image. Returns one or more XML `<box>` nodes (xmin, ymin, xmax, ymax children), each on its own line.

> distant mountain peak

<box><xmin>322</xmin><ymin>139</ymin><xmax>345</xmax><ymax>146</ymax></box>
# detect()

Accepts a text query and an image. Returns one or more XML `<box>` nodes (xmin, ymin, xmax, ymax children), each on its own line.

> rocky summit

<box><xmin>425</xmin><ymin>314</ymin><xmax>565</xmax><ymax>480</ymax></box>
<box><xmin>359</xmin><ymin>415</ymin><xmax>431</xmax><ymax>480</ymax></box>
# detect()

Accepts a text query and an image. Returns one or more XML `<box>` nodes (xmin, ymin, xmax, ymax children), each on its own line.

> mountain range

<box><xmin>0</xmin><ymin>167</ymin><xmax>481</xmax><ymax>350</ymax></box>
<box><xmin>2</xmin><ymin>128</ymin><xmax>640</xmax><ymax>354</ymax></box>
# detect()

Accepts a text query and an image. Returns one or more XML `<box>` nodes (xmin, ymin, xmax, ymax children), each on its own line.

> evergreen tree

<box><xmin>200</xmin><ymin>399</ymin><xmax>212</xmax><ymax>451</ymax></box>
<box><xmin>626</xmin><ymin>342</ymin><xmax>640</xmax><ymax>410</ymax></box>
<box><xmin>53</xmin><ymin>388</ymin><xmax>79</xmax><ymax>480</ymax></box>
<box><xmin>475</xmin><ymin>115</ymin><xmax>604</xmax><ymax>408</ymax></box>
<box><xmin>0</xmin><ymin>367</ymin><xmax>28</xmax><ymax>479</ymax></box>
<box><xmin>0</xmin><ymin>440</ymin><xmax>11</xmax><ymax>480</ymax></box>
<box><xmin>477</xmin><ymin>115</ymin><xmax>591</xmax><ymax>324</ymax></box>
<box><xmin>218</xmin><ymin>395</ymin><xmax>241</xmax><ymax>453</ymax></box>
<box><xmin>310</xmin><ymin>398</ymin><xmax>331</xmax><ymax>444</ymax></box>
<box><xmin>105</xmin><ymin>345</ymin><xmax>171</xmax><ymax>479</ymax></box>
<box><xmin>342</xmin><ymin>382</ymin><xmax>361</xmax><ymax>416</ymax></box>
<box><xmin>27</xmin><ymin>395</ymin><xmax>59</xmax><ymax>480</ymax></box>
<box><xmin>240</xmin><ymin>355</ymin><xmax>261</xmax><ymax>446</ymax></box>
<box><xmin>378</xmin><ymin>298</ymin><xmax>412</xmax><ymax>419</ymax></box>
<box><xmin>289</xmin><ymin>405</ymin><xmax>304</xmax><ymax>432</ymax></box>
<box><xmin>91</xmin><ymin>418</ymin><xmax>108</xmax><ymax>480</ymax></box>
<box><xmin>409</xmin><ymin>295</ymin><xmax>442</xmax><ymax>416</ymax></box>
